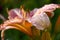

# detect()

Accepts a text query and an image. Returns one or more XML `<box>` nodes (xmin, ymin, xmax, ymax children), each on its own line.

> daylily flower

<box><xmin>0</xmin><ymin>4</ymin><xmax>60</xmax><ymax>40</ymax></box>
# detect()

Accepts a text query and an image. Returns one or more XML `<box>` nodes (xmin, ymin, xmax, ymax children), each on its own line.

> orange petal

<box><xmin>8</xmin><ymin>22</ymin><xmax>32</xmax><ymax>36</ymax></box>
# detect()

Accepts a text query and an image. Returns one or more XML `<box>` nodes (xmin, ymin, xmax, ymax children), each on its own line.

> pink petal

<box><xmin>8</xmin><ymin>8</ymin><xmax>23</xmax><ymax>19</ymax></box>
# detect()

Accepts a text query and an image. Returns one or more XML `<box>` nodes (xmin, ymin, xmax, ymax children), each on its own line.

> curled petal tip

<box><xmin>0</xmin><ymin>14</ymin><xmax>6</xmax><ymax>21</ymax></box>
<box><xmin>55</xmin><ymin>4</ymin><xmax>60</xmax><ymax>8</ymax></box>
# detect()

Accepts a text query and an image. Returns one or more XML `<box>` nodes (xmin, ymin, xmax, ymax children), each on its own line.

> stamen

<box><xmin>20</xmin><ymin>5</ymin><xmax>26</xmax><ymax>25</ymax></box>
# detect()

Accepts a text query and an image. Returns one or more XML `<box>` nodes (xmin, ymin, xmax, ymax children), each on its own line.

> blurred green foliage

<box><xmin>0</xmin><ymin>0</ymin><xmax>60</xmax><ymax>40</ymax></box>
